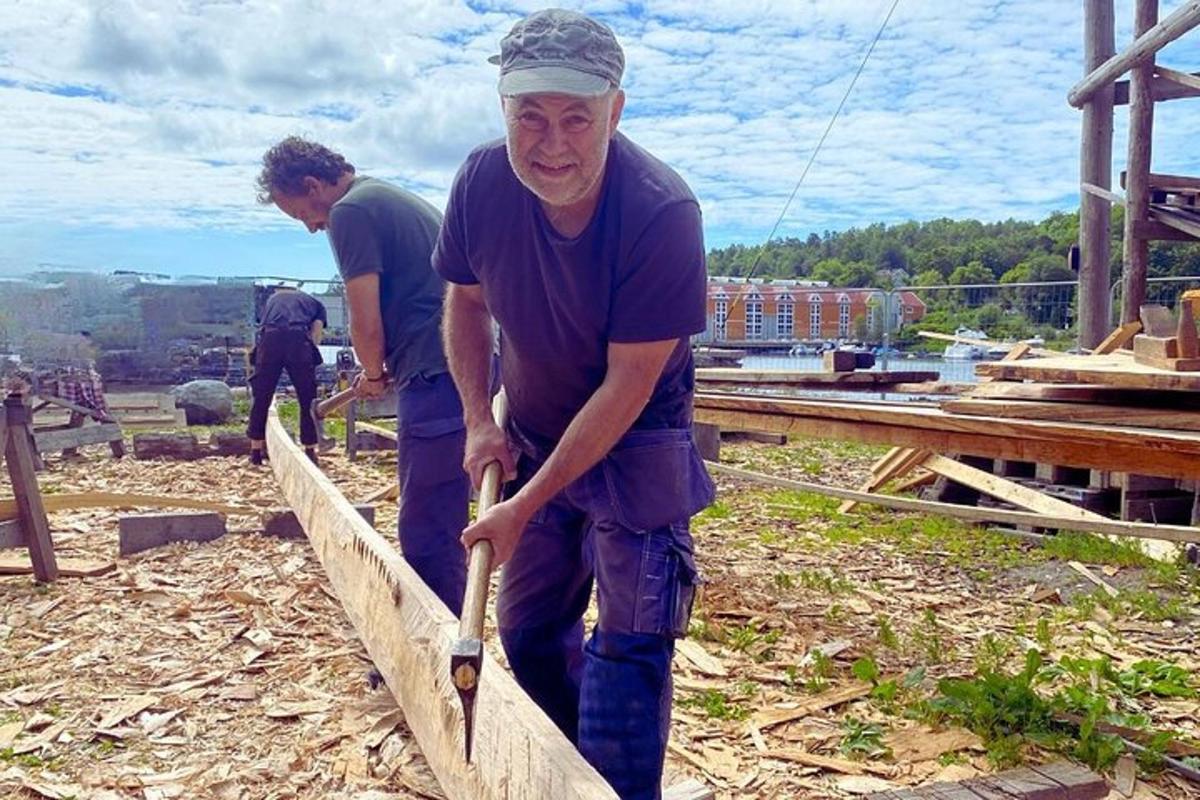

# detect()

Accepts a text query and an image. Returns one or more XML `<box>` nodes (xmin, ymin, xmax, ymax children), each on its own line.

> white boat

<box><xmin>944</xmin><ymin>326</ymin><xmax>988</xmax><ymax>360</ymax></box>
<box><xmin>944</xmin><ymin>342</ymin><xmax>987</xmax><ymax>360</ymax></box>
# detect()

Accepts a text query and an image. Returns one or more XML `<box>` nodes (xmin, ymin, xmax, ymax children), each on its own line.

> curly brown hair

<box><xmin>256</xmin><ymin>137</ymin><xmax>355</xmax><ymax>202</ymax></box>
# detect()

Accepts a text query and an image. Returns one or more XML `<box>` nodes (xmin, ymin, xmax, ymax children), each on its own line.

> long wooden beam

<box><xmin>693</xmin><ymin>394</ymin><xmax>1200</xmax><ymax>480</ymax></box>
<box><xmin>705</xmin><ymin>462</ymin><xmax>1200</xmax><ymax>546</ymax></box>
<box><xmin>975</xmin><ymin>352</ymin><xmax>1200</xmax><ymax>391</ymax></box>
<box><xmin>696</xmin><ymin>369</ymin><xmax>937</xmax><ymax>386</ymax></box>
<box><xmin>0</xmin><ymin>492</ymin><xmax>252</xmax><ymax>521</ymax></box>
<box><xmin>1069</xmin><ymin>0</ymin><xmax>1200</xmax><ymax>107</ymax></box>
<box><xmin>922</xmin><ymin>454</ymin><xmax>1108</xmax><ymax>522</ymax></box>
<box><xmin>265</xmin><ymin>408</ymin><xmax>619</xmax><ymax>800</ymax></box>
<box><xmin>943</xmin><ymin>397</ymin><xmax>1200</xmax><ymax>431</ymax></box>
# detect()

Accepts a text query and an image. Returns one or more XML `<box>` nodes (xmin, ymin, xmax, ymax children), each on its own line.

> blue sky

<box><xmin>1</xmin><ymin>1</ymin><xmax>1199</xmax><ymax>283</ymax></box>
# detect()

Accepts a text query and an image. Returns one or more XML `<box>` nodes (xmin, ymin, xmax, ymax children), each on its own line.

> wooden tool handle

<box><xmin>315</xmin><ymin>386</ymin><xmax>359</xmax><ymax>419</ymax></box>
<box><xmin>458</xmin><ymin>390</ymin><xmax>509</xmax><ymax>641</ymax></box>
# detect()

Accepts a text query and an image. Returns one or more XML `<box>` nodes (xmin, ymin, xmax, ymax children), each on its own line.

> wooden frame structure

<box><xmin>1</xmin><ymin>393</ymin><xmax>58</xmax><ymax>581</ymax></box>
<box><xmin>30</xmin><ymin>392</ymin><xmax>124</xmax><ymax>460</ymax></box>
<box><xmin>1072</xmin><ymin>0</ymin><xmax>1200</xmax><ymax>346</ymax></box>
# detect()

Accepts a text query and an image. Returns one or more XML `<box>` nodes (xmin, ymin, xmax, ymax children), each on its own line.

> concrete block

<box><xmin>261</xmin><ymin>505</ymin><xmax>375</xmax><ymax>540</ymax></box>
<box><xmin>119</xmin><ymin>512</ymin><xmax>227</xmax><ymax>556</ymax></box>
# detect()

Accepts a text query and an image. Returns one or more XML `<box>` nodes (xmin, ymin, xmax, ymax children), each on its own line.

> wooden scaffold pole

<box><xmin>1078</xmin><ymin>0</ymin><xmax>1115</xmax><ymax>347</ymax></box>
<box><xmin>1121</xmin><ymin>0</ymin><xmax>1160</xmax><ymax>325</ymax></box>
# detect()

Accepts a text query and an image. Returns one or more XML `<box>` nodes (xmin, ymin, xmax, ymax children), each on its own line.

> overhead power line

<box><xmin>729</xmin><ymin>0</ymin><xmax>903</xmax><ymax>301</ymax></box>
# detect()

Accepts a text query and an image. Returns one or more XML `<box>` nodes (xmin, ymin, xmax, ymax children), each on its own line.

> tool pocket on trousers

<box><xmin>397</xmin><ymin>415</ymin><xmax>467</xmax><ymax>487</ymax></box>
<box><xmin>632</xmin><ymin>523</ymin><xmax>699</xmax><ymax>639</ymax></box>
<box><xmin>601</xmin><ymin>429</ymin><xmax>716</xmax><ymax>533</ymax></box>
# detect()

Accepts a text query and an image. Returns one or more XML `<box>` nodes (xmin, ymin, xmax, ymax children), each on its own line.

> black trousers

<box><xmin>246</xmin><ymin>329</ymin><xmax>320</xmax><ymax>446</ymax></box>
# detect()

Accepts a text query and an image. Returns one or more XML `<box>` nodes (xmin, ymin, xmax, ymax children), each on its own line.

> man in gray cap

<box><xmin>434</xmin><ymin>9</ymin><xmax>714</xmax><ymax>799</ymax></box>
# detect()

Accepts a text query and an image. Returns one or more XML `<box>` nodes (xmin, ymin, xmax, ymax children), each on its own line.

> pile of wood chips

<box><xmin>1</xmin><ymin>450</ymin><xmax>437</xmax><ymax>800</ymax></box>
<box><xmin>2</xmin><ymin>437</ymin><xmax>1198</xmax><ymax>799</ymax></box>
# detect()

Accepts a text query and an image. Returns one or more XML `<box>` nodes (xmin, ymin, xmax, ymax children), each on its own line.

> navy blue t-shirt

<box><xmin>260</xmin><ymin>288</ymin><xmax>327</xmax><ymax>330</ymax></box>
<box><xmin>433</xmin><ymin>132</ymin><xmax>706</xmax><ymax>443</ymax></box>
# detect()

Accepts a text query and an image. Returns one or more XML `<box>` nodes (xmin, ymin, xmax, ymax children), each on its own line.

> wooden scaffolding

<box><xmin>1073</xmin><ymin>0</ymin><xmax>1200</xmax><ymax>348</ymax></box>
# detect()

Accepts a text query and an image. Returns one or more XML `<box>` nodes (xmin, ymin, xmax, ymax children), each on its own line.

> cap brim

<box><xmin>498</xmin><ymin>66</ymin><xmax>613</xmax><ymax>97</ymax></box>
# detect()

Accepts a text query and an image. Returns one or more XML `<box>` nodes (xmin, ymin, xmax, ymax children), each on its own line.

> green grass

<box><xmin>679</xmin><ymin>689</ymin><xmax>750</xmax><ymax>721</ymax></box>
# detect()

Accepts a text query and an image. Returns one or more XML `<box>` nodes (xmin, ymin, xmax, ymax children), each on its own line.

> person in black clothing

<box><xmin>246</xmin><ymin>285</ymin><xmax>327</xmax><ymax>465</ymax></box>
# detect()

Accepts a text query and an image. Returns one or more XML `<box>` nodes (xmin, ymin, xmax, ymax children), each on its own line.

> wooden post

<box><xmin>1078</xmin><ymin>0</ymin><xmax>1115</xmax><ymax>347</ymax></box>
<box><xmin>4</xmin><ymin>394</ymin><xmax>58</xmax><ymax>582</ymax></box>
<box><xmin>1121</xmin><ymin>0</ymin><xmax>1159</xmax><ymax>325</ymax></box>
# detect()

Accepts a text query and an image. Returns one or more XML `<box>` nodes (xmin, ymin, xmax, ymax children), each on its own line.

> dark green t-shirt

<box><xmin>327</xmin><ymin>176</ymin><xmax>448</xmax><ymax>385</ymax></box>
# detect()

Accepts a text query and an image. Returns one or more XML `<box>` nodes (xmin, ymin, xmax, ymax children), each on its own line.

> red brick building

<box><xmin>702</xmin><ymin>278</ymin><xmax>926</xmax><ymax>343</ymax></box>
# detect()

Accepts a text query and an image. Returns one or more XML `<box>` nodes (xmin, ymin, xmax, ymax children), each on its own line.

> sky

<box><xmin>1</xmin><ymin>0</ymin><xmax>1199</xmax><ymax>283</ymax></box>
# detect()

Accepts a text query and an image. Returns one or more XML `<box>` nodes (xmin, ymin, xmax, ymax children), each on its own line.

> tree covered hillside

<box><xmin>706</xmin><ymin>208</ymin><xmax>1200</xmax><ymax>289</ymax></box>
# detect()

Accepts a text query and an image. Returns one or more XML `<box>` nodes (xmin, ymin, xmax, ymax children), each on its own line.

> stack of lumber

<box><xmin>944</xmin><ymin>379</ymin><xmax>1200</xmax><ymax>432</ymax></box>
<box><xmin>1143</xmin><ymin>171</ymin><xmax>1200</xmax><ymax>241</ymax></box>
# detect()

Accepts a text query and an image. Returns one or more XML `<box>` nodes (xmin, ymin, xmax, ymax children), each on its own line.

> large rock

<box><xmin>174</xmin><ymin>380</ymin><xmax>234</xmax><ymax>425</ymax></box>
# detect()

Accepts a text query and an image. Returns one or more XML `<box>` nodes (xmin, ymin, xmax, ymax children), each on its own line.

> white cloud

<box><xmin>0</xmin><ymin>0</ymin><xmax>1198</xmax><ymax>274</ymax></box>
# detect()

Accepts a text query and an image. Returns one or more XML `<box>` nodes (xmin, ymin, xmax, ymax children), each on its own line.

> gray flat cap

<box><xmin>490</xmin><ymin>8</ymin><xmax>624</xmax><ymax>97</ymax></box>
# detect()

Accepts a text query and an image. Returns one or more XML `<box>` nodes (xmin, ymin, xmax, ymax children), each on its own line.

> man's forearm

<box><xmin>510</xmin><ymin>377</ymin><xmax>652</xmax><ymax>514</ymax></box>
<box><xmin>310</xmin><ymin>320</ymin><xmax>324</xmax><ymax>346</ymax></box>
<box><xmin>349</xmin><ymin>319</ymin><xmax>386</xmax><ymax>377</ymax></box>
<box><xmin>443</xmin><ymin>286</ymin><xmax>494</xmax><ymax>429</ymax></box>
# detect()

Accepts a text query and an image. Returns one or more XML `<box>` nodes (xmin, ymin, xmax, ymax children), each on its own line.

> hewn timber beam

<box><xmin>1069</xmin><ymin>0</ymin><xmax>1200</xmax><ymax>107</ymax></box>
<box><xmin>692</xmin><ymin>395</ymin><xmax>1200</xmax><ymax>481</ymax></box>
<box><xmin>265</xmin><ymin>407</ymin><xmax>619</xmax><ymax>800</ymax></box>
<box><xmin>0</xmin><ymin>492</ymin><xmax>252</xmax><ymax>521</ymax></box>
<box><xmin>705</xmin><ymin>462</ymin><xmax>1200</xmax><ymax>546</ymax></box>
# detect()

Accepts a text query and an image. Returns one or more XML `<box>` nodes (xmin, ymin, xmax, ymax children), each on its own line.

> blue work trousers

<box><xmin>395</xmin><ymin>371</ymin><xmax>469</xmax><ymax>616</ymax></box>
<box><xmin>497</xmin><ymin>424</ymin><xmax>715</xmax><ymax>800</ymax></box>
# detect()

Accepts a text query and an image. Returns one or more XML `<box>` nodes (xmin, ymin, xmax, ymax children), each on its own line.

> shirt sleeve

<box><xmin>609</xmin><ymin>201</ymin><xmax>707</xmax><ymax>343</ymax></box>
<box><xmin>327</xmin><ymin>203</ymin><xmax>382</xmax><ymax>281</ymax></box>
<box><xmin>432</xmin><ymin>160</ymin><xmax>479</xmax><ymax>286</ymax></box>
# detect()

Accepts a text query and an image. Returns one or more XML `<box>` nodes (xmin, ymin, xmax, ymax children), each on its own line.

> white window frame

<box><xmin>838</xmin><ymin>294</ymin><xmax>851</xmax><ymax>337</ymax></box>
<box><xmin>808</xmin><ymin>294</ymin><xmax>822</xmax><ymax>338</ymax></box>
<box><xmin>777</xmin><ymin>295</ymin><xmax>794</xmax><ymax>339</ymax></box>
<box><xmin>745</xmin><ymin>293</ymin><xmax>764</xmax><ymax>340</ymax></box>
<box><xmin>714</xmin><ymin>297</ymin><xmax>728</xmax><ymax>340</ymax></box>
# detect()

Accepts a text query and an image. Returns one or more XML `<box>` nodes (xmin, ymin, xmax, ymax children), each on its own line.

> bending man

<box><xmin>257</xmin><ymin>139</ymin><xmax>469</xmax><ymax>616</ymax></box>
<box><xmin>246</xmin><ymin>285</ymin><xmax>325</xmax><ymax>465</ymax></box>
